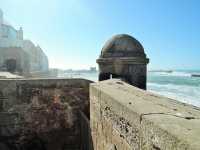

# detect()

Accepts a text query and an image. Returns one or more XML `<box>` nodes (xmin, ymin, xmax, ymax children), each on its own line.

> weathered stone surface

<box><xmin>90</xmin><ymin>79</ymin><xmax>200</xmax><ymax>150</ymax></box>
<box><xmin>0</xmin><ymin>78</ymin><xmax>92</xmax><ymax>150</ymax></box>
<box><xmin>101</xmin><ymin>34</ymin><xmax>145</xmax><ymax>58</ymax></box>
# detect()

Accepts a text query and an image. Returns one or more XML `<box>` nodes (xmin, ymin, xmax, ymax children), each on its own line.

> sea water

<box><xmin>59</xmin><ymin>70</ymin><xmax>200</xmax><ymax>107</ymax></box>
<box><xmin>148</xmin><ymin>70</ymin><xmax>200</xmax><ymax>107</ymax></box>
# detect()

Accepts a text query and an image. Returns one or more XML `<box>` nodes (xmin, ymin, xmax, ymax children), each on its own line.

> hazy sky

<box><xmin>1</xmin><ymin>0</ymin><xmax>200</xmax><ymax>70</ymax></box>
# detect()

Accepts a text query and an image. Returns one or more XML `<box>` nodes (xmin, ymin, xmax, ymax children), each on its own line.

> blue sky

<box><xmin>1</xmin><ymin>0</ymin><xmax>200</xmax><ymax>70</ymax></box>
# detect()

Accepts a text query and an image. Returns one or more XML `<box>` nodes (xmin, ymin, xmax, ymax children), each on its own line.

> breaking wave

<box><xmin>149</xmin><ymin>71</ymin><xmax>191</xmax><ymax>77</ymax></box>
<box><xmin>147</xmin><ymin>82</ymin><xmax>200</xmax><ymax>107</ymax></box>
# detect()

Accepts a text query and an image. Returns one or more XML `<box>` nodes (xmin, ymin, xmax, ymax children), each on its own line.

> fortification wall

<box><xmin>90</xmin><ymin>79</ymin><xmax>200</xmax><ymax>150</ymax></box>
<box><xmin>0</xmin><ymin>78</ymin><xmax>92</xmax><ymax>150</ymax></box>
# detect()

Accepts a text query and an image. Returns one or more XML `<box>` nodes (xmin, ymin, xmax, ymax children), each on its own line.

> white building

<box><xmin>0</xmin><ymin>9</ymin><xmax>23</xmax><ymax>47</ymax></box>
<box><xmin>0</xmin><ymin>9</ymin><xmax>49</xmax><ymax>74</ymax></box>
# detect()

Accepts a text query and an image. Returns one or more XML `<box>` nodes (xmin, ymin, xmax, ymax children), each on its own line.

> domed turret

<box><xmin>101</xmin><ymin>34</ymin><xmax>146</xmax><ymax>58</ymax></box>
<box><xmin>97</xmin><ymin>34</ymin><xmax>149</xmax><ymax>89</ymax></box>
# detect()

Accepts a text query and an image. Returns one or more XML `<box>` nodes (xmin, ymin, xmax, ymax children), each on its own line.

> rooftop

<box><xmin>101</xmin><ymin>34</ymin><xmax>146</xmax><ymax>58</ymax></box>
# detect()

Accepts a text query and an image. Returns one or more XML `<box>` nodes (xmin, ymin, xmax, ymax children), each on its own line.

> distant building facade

<box><xmin>0</xmin><ymin>9</ymin><xmax>49</xmax><ymax>75</ymax></box>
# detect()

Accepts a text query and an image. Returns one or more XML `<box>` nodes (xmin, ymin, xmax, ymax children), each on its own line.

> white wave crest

<box><xmin>149</xmin><ymin>71</ymin><xmax>191</xmax><ymax>77</ymax></box>
<box><xmin>147</xmin><ymin>82</ymin><xmax>200</xmax><ymax>107</ymax></box>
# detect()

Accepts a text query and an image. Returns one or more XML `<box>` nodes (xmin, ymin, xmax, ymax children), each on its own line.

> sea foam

<box><xmin>147</xmin><ymin>82</ymin><xmax>200</xmax><ymax>107</ymax></box>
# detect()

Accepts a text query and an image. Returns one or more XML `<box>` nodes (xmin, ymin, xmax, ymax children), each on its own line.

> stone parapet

<box><xmin>0</xmin><ymin>78</ymin><xmax>92</xmax><ymax>150</ymax></box>
<box><xmin>90</xmin><ymin>79</ymin><xmax>200</xmax><ymax>150</ymax></box>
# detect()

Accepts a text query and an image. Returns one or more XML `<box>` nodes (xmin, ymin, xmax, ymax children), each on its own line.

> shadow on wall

<box><xmin>80</xmin><ymin>111</ymin><xmax>94</xmax><ymax>150</ymax></box>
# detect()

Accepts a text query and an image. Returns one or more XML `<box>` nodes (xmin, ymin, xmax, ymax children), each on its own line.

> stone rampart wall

<box><xmin>90</xmin><ymin>79</ymin><xmax>200</xmax><ymax>150</ymax></box>
<box><xmin>0</xmin><ymin>78</ymin><xmax>92</xmax><ymax>150</ymax></box>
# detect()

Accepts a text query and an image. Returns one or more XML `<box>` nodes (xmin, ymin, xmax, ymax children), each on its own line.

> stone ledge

<box><xmin>97</xmin><ymin>57</ymin><xmax>149</xmax><ymax>64</ymax></box>
<box><xmin>90</xmin><ymin>79</ymin><xmax>200</xmax><ymax>150</ymax></box>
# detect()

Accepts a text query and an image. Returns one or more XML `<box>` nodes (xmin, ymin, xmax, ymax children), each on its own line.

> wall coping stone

<box><xmin>90</xmin><ymin>79</ymin><xmax>200</xmax><ymax>149</ymax></box>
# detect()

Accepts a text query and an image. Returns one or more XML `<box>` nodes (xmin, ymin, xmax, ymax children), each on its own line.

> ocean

<box><xmin>58</xmin><ymin>70</ymin><xmax>200</xmax><ymax>107</ymax></box>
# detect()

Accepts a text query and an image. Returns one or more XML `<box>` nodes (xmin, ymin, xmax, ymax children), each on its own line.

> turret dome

<box><xmin>100</xmin><ymin>34</ymin><xmax>146</xmax><ymax>58</ymax></box>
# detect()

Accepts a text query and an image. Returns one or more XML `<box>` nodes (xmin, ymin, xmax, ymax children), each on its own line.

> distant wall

<box><xmin>90</xmin><ymin>79</ymin><xmax>200</xmax><ymax>150</ymax></box>
<box><xmin>0</xmin><ymin>78</ymin><xmax>92</xmax><ymax>150</ymax></box>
